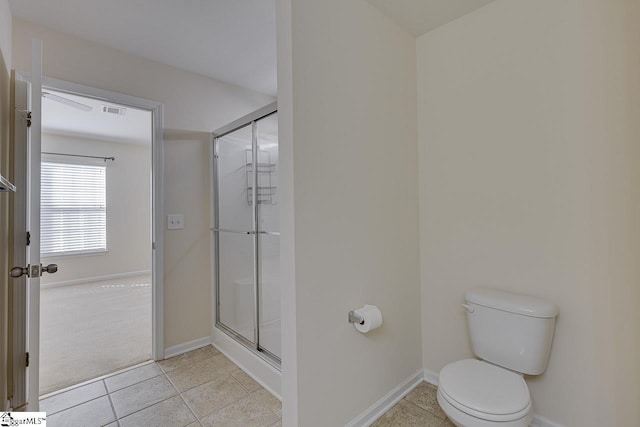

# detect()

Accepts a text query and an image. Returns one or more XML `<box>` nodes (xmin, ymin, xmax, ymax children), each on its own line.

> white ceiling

<box><xmin>367</xmin><ymin>0</ymin><xmax>497</xmax><ymax>36</ymax></box>
<box><xmin>42</xmin><ymin>89</ymin><xmax>152</xmax><ymax>145</ymax></box>
<box><xmin>9</xmin><ymin>0</ymin><xmax>277</xmax><ymax>96</ymax></box>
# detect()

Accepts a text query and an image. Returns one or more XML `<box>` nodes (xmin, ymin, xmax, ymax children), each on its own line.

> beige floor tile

<box><xmin>404</xmin><ymin>382</ymin><xmax>446</xmax><ymax>419</ymax></box>
<box><xmin>110</xmin><ymin>375</ymin><xmax>177</xmax><ymax>418</ymax></box>
<box><xmin>211</xmin><ymin>353</ymin><xmax>239</xmax><ymax>372</ymax></box>
<box><xmin>158</xmin><ymin>346</ymin><xmax>220</xmax><ymax>372</ymax></box>
<box><xmin>249</xmin><ymin>389</ymin><xmax>281</xmax><ymax>418</ymax></box>
<box><xmin>40</xmin><ymin>380</ymin><xmax>106</xmax><ymax>415</ymax></box>
<box><xmin>268</xmin><ymin>421</ymin><xmax>282</xmax><ymax>427</ymax></box>
<box><xmin>166</xmin><ymin>354</ymin><xmax>234</xmax><ymax>392</ymax></box>
<box><xmin>118</xmin><ymin>395</ymin><xmax>196</xmax><ymax>427</ymax></box>
<box><xmin>439</xmin><ymin>418</ymin><xmax>456</xmax><ymax>426</ymax></box>
<box><xmin>201</xmin><ymin>394</ymin><xmax>279</xmax><ymax>427</ymax></box>
<box><xmin>105</xmin><ymin>363</ymin><xmax>163</xmax><ymax>392</ymax></box>
<box><xmin>46</xmin><ymin>396</ymin><xmax>115</xmax><ymax>427</ymax></box>
<box><xmin>372</xmin><ymin>400</ymin><xmax>444</xmax><ymax>427</ymax></box>
<box><xmin>230</xmin><ymin>369</ymin><xmax>261</xmax><ymax>393</ymax></box>
<box><xmin>182</xmin><ymin>374</ymin><xmax>248</xmax><ymax>418</ymax></box>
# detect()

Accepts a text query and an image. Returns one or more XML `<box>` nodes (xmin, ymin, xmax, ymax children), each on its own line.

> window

<box><xmin>41</xmin><ymin>161</ymin><xmax>107</xmax><ymax>256</ymax></box>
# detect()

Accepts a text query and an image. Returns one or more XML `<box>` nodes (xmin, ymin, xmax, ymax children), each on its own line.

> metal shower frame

<box><xmin>212</xmin><ymin>101</ymin><xmax>280</xmax><ymax>368</ymax></box>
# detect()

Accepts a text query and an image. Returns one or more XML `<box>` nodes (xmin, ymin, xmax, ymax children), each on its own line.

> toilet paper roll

<box><xmin>354</xmin><ymin>305</ymin><xmax>383</xmax><ymax>333</ymax></box>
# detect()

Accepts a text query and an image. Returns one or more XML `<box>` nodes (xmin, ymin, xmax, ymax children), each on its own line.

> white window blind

<box><xmin>41</xmin><ymin>161</ymin><xmax>107</xmax><ymax>256</ymax></box>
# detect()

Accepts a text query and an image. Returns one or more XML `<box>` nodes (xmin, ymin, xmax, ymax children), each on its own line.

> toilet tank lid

<box><xmin>465</xmin><ymin>288</ymin><xmax>558</xmax><ymax>318</ymax></box>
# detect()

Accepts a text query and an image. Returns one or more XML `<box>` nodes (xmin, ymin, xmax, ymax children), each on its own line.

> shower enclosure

<box><xmin>212</xmin><ymin>102</ymin><xmax>280</xmax><ymax>367</ymax></box>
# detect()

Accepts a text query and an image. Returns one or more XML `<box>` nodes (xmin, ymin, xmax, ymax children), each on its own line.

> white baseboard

<box><xmin>163</xmin><ymin>336</ymin><xmax>212</xmax><ymax>359</ymax></box>
<box><xmin>423</xmin><ymin>368</ymin><xmax>439</xmax><ymax>386</ymax></box>
<box><xmin>530</xmin><ymin>414</ymin><xmax>564</xmax><ymax>427</ymax></box>
<box><xmin>41</xmin><ymin>270</ymin><xmax>152</xmax><ymax>289</ymax></box>
<box><xmin>423</xmin><ymin>368</ymin><xmax>564</xmax><ymax>427</ymax></box>
<box><xmin>345</xmin><ymin>369</ymin><xmax>424</xmax><ymax>427</ymax></box>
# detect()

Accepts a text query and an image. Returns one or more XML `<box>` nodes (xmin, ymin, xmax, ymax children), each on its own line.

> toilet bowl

<box><xmin>436</xmin><ymin>359</ymin><xmax>533</xmax><ymax>427</ymax></box>
<box><xmin>436</xmin><ymin>288</ymin><xmax>558</xmax><ymax>427</ymax></box>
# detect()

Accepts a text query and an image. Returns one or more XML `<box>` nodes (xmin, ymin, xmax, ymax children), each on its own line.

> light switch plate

<box><xmin>167</xmin><ymin>214</ymin><xmax>184</xmax><ymax>230</ymax></box>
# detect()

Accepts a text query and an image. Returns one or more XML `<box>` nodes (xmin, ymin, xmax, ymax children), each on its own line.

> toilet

<box><xmin>437</xmin><ymin>288</ymin><xmax>558</xmax><ymax>427</ymax></box>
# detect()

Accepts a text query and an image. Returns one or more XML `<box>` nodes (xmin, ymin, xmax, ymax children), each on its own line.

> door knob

<box><xmin>10</xmin><ymin>264</ymin><xmax>58</xmax><ymax>278</ymax></box>
<box><xmin>42</xmin><ymin>264</ymin><xmax>58</xmax><ymax>274</ymax></box>
<box><xmin>10</xmin><ymin>266</ymin><xmax>29</xmax><ymax>278</ymax></box>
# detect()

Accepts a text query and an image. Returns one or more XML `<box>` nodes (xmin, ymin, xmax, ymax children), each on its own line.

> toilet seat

<box><xmin>438</xmin><ymin>359</ymin><xmax>532</xmax><ymax>423</ymax></box>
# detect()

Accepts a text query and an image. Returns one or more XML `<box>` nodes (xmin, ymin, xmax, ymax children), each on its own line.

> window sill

<box><xmin>41</xmin><ymin>249</ymin><xmax>108</xmax><ymax>260</ymax></box>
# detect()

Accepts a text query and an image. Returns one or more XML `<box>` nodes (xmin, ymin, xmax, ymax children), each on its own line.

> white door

<box><xmin>10</xmin><ymin>39</ymin><xmax>51</xmax><ymax>411</ymax></box>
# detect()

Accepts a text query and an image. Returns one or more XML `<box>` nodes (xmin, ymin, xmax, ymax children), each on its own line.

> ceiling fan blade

<box><xmin>42</xmin><ymin>92</ymin><xmax>93</xmax><ymax>112</ymax></box>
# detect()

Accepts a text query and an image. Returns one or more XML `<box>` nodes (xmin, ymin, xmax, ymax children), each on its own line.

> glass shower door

<box><xmin>215</xmin><ymin>124</ymin><xmax>256</xmax><ymax>343</ymax></box>
<box><xmin>213</xmin><ymin>103</ymin><xmax>280</xmax><ymax>367</ymax></box>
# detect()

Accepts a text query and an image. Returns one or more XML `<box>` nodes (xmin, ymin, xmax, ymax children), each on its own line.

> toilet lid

<box><xmin>439</xmin><ymin>359</ymin><xmax>531</xmax><ymax>420</ymax></box>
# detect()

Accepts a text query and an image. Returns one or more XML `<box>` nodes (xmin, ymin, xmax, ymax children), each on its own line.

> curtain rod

<box><xmin>42</xmin><ymin>152</ymin><xmax>115</xmax><ymax>162</ymax></box>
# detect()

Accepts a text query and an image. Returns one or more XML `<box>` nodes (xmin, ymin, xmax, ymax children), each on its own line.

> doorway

<box><xmin>11</xmin><ymin>74</ymin><xmax>165</xmax><ymax>401</ymax></box>
<box><xmin>38</xmin><ymin>88</ymin><xmax>153</xmax><ymax>395</ymax></box>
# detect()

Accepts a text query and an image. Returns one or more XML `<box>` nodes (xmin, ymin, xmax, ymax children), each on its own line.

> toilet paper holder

<box><xmin>348</xmin><ymin>310</ymin><xmax>365</xmax><ymax>325</ymax></box>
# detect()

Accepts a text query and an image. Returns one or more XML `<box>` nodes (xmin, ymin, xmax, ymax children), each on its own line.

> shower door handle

<box><xmin>211</xmin><ymin>228</ymin><xmax>256</xmax><ymax>235</ymax></box>
<box><xmin>210</xmin><ymin>228</ymin><xmax>280</xmax><ymax>237</ymax></box>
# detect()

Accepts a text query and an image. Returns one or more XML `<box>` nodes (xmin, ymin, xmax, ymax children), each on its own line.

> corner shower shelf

<box><xmin>245</xmin><ymin>150</ymin><xmax>277</xmax><ymax>205</ymax></box>
<box><xmin>247</xmin><ymin>186</ymin><xmax>277</xmax><ymax>205</ymax></box>
<box><xmin>245</xmin><ymin>162</ymin><xmax>276</xmax><ymax>173</ymax></box>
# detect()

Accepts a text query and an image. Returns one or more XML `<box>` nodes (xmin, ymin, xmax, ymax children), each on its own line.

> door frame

<box><xmin>14</xmin><ymin>72</ymin><xmax>165</xmax><ymax>399</ymax></box>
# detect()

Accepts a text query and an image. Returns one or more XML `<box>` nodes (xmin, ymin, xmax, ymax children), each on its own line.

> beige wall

<box><xmin>585</xmin><ymin>0</ymin><xmax>640</xmax><ymax>423</ymax></box>
<box><xmin>0</xmin><ymin>0</ymin><xmax>11</xmax><ymax>410</ymax></box>
<box><xmin>40</xmin><ymin>133</ymin><xmax>151</xmax><ymax>285</ymax></box>
<box><xmin>417</xmin><ymin>0</ymin><xmax>640</xmax><ymax>425</ymax></box>
<box><xmin>275</xmin><ymin>0</ymin><xmax>297</xmax><ymax>421</ymax></box>
<box><xmin>12</xmin><ymin>19</ymin><xmax>274</xmax><ymax>349</ymax></box>
<box><xmin>281</xmin><ymin>0</ymin><xmax>421</xmax><ymax>425</ymax></box>
<box><xmin>161</xmin><ymin>130</ymin><xmax>212</xmax><ymax>349</ymax></box>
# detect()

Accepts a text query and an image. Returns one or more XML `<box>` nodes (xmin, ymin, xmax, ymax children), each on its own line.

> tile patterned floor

<box><xmin>40</xmin><ymin>346</ymin><xmax>281</xmax><ymax>427</ymax></box>
<box><xmin>373</xmin><ymin>382</ymin><xmax>455</xmax><ymax>427</ymax></box>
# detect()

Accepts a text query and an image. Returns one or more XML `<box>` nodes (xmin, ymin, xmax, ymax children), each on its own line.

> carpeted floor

<box><xmin>39</xmin><ymin>275</ymin><xmax>152</xmax><ymax>395</ymax></box>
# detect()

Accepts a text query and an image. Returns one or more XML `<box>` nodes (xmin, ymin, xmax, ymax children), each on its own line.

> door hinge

<box><xmin>26</xmin><ymin>231</ymin><xmax>31</xmax><ymax>246</ymax></box>
<box><xmin>16</xmin><ymin>109</ymin><xmax>32</xmax><ymax>127</ymax></box>
<box><xmin>25</xmin><ymin>352</ymin><xmax>29</xmax><ymax>367</ymax></box>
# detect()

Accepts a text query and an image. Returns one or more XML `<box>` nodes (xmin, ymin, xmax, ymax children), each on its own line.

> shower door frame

<box><xmin>212</xmin><ymin>101</ymin><xmax>280</xmax><ymax>369</ymax></box>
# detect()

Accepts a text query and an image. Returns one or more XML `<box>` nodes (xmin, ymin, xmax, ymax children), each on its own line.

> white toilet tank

<box><xmin>465</xmin><ymin>288</ymin><xmax>558</xmax><ymax>375</ymax></box>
